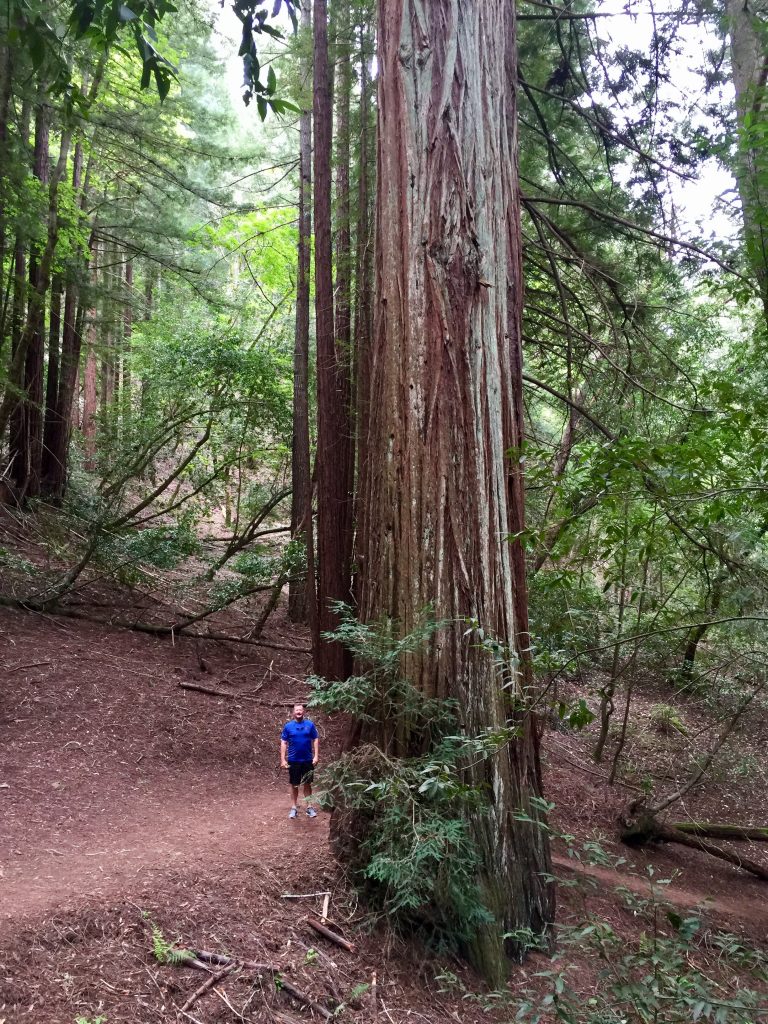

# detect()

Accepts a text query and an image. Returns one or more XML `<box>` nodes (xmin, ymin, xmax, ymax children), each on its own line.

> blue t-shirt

<box><xmin>281</xmin><ymin>718</ymin><xmax>318</xmax><ymax>763</ymax></box>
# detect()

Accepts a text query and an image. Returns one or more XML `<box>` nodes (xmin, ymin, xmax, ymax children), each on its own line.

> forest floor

<box><xmin>1</xmin><ymin>601</ymin><xmax>767</xmax><ymax>1023</ymax></box>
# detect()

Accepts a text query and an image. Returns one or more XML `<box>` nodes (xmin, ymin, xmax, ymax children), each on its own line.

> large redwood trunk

<box><xmin>313</xmin><ymin>0</ymin><xmax>353</xmax><ymax>678</ymax></box>
<box><xmin>356</xmin><ymin>0</ymin><xmax>553</xmax><ymax>977</ymax></box>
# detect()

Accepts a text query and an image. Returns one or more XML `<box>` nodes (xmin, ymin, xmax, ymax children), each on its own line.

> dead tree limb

<box><xmin>654</xmin><ymin>822</ymin><xmax>768</xmax><ymax>882</ymax></box>
<box><xmin>278</xmin><ymin>977</ymin><xmax>333</xmax><ymax>1020</ymax></box>
<box><xmin>180</xmin><ymin>965</ymin><xmax>233</xmax><ymax>1013</ymax></box>
<box><xmin>307</xmin><ymin>916</ymin><xmax>356</xmax><ymax>952</ymax></box>
<box><xmin>672</xmin><ymin>822</ymin><xmax>768</xmax><ymax>842</ymax></box>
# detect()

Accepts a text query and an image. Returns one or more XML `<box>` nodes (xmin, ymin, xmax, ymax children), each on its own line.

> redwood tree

<box><xmin>313</xmin><ymin>0</ymin><xmax>353</xmax><ymax>677</ymax></box>
<box><xmin>355</xmin><ymin>0</ymin><xmax>554</xmax><ymax>976</ymax></box>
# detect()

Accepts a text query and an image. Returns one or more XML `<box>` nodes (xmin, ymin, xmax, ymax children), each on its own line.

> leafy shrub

<box><xmin>310</xmin><ymin>610</ymin><xmax>513</xmax><ymax>946</ymax></box>
<box><xmin>514</xmin><ymin>882</ymin><xmax>768</xmax><ymax>1024</ymax></box>
<box><xmin>649</xmin><ymin>703</ymin><xmax>688</xmax><ymax>735</ymax></box>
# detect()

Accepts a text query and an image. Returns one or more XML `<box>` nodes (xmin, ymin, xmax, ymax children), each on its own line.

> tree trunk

<box><xmin>10</xmin><ymin>99</ymin><xmax>51</xmax><ymax>499</ymax></box>
<box><xmin>41</xmin><ymin>145</ymin><xmax>91</xmax><ymax>499</ymax></box>
<box><xmin>289</xmin><ymin>0</ymin><xmax>315</xmax><ymax>627</ymax></box>
<box><xmin>122</xmin><ymin>259</ymin><xmax>133</xmax><ymax>425</ymax></box>
<box><xmin>3</xmin><ymin>111</ymin><xmax>72</xmax><ymax>488</ymax></box>
<box><xmin>727</xmin><ymin>0</ymin><xmax>768</xmax><ymax>319</ymax></box>
<box><xmin>41</xmin><ymin>274</ymin><xmax>63</xmax><ymax>475</ymax></box>
<box><xmin>354</xmin><ymin>0</ymin><xmax>553</xmax><ymax>981</ymax></box>
<box><xmin>314</xmin><ymin>0</ymin><xmax>353</xmax><ymax>678</ymax></box>
<box><xmin>82</xmin><ymin>259</ymin><xmax>99</xmax><ymax>471</ymax></box>
<box><xmin>352</xmin><ymin>17</ymin><xmax>375</xmax><ymax>596</ymax></box>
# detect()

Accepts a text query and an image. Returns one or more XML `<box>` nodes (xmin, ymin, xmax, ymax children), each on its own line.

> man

<box><xmin>280</xmin><ymin>703</ymin><xmax>319</xmax><ymax>819</ymax></box>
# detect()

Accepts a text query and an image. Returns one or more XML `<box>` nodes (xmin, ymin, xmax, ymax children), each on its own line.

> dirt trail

<box><xmin>551</xmin><ymin>854</ymin><xmax>768</xmax><ymax>934</ymax></box>
<box><xmin>1</xmin><ymin>780</ymin><xmax>325</xmax><ymax>935</ymax></box>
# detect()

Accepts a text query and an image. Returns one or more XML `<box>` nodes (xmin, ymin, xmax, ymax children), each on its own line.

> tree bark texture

<box><xmin>353</xmin><ymin>18</ymin><xmax>376</xmax><ymax>586</ymax></box>
<box><xmin>289</xmin><ymin>0</ymin><xmax>315</xmax><ymax>626</ymax></box>
<box><xmin>10</xmin><ymin>99</ymin><xmax>51</xmax><ymax>498</ymax></box>
<box><xmin>728</xmin><ymin>0</ymin><xmax>768</xmax><ymax>318</ymax></box>
<box><xmin>314</xmin><ymin>0</ymin><xmax>353</xmax><ymax>678</ymax></box>
<box><xmin>357</xmin><ymin>0</ymin><xmax>553</xmax><ymax>977</ymax></box>
<box><xmin>41</xmin><ymin>145</ymin><xmax>89</xmax><ymax>498</ymax></box>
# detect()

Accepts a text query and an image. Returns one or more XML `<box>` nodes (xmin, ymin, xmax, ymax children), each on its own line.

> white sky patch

<box><xmin>593</xmin><ymin>0</ymin><xmax>739</xmax><ymax>242</ymax></box>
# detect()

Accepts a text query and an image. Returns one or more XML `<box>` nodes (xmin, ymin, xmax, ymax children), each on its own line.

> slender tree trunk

<box><xmin>289</xmin><ymin>0</ymin><xmax>315</xmax><ymax>627</ymax></box>
<box><xmin>354</xmin><ymin>0</ymin><xmax>553</xmax><ymax>981</ymax></box>
<box><xmin>41</xmin><ymin>274</ymin><xmax>63</xmax><ymax>474</ymax></box>
<box><xmin>0</xmin><ymin>43</ymin><xmax>12</xmax><ymax>342</ymax></box>
<box><xmin>122</xmin><ymin>259</ymin><xmax>133</xmax><ymax>426</ymax></box>
<box><xmin>10</xmin><ymin>99</ymin><xmax>51</xmax><ymax>498</ymax></box>
<box><xmin>41</xmin><ymin>145</ymin><xmax>92</xmax><ymax>498</ymax></box>
<box><xmin>353</xmin><ymin>17</ymin><xmax>375</xmax><ymax>586</ymax></box>
<box><xmin>728</xmin><ymin>0</ymin><xmax>768</xmax><ymax>319</ymax></box>
<box><xmin>314</xmin><ymin>0</ymin><xmax>353</xmax><ymax>678</ymax></box>
<box><xmin>82</xmin><ymin>244</ymin><xmax>99</xmax><ymax>471</ymax></box>
<box><xmin>3</xmin><ymin>112</ymin><xmax>72</xmax><ymax>484</ymax></box>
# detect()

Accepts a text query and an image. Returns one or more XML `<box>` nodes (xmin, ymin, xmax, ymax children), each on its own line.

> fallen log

<box><xmin>179</xmin><ymin>681</ymin><xmax>238</xmax><ymax>700</ymax></box>
<box><xmin>178</xmin><ymin>683</ymin><xmax>310</xmax><ymax>706</ymax></box>
<box><xmin>672</xmin><ymin>822</ymin><xmax>768</xmax><ymax>842</ymax></box>
<box><xmin>621</xmin><ymin>810</ymin><xmax>768</xmax><ymax>882</ymax></box>
<box><xmin>307</xmin><ymin>916</ymin><xmax>356</xmax><ymax>953</ymax></box>
<box><xmin>180</xmin><ymin>965</ymin><xmax>233</xmax><ymax>1012</ymax></box>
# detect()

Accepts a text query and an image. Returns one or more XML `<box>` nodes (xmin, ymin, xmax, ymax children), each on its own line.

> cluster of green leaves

<box><xmin>514</xmin><ymin>885</ymin><xmax>768</xmax><ymax>1024</ymax></box>
<box><xmin>310</xmin><ymin>610</ymin><xmax>518</xmax><ymax>947</ymax></box>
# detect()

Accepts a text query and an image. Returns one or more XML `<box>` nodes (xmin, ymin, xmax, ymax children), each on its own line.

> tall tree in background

<box><xmin>356</xmin><ymin>0</ymin><xmax>553</xmax><ymax>979</ymax></box>
<box><xmin>313</xmin><ymin>0</ymin><xmax>353</xmax><ymax>677</ymax></box>
<box><xmin>289</xmin><ymin>0</ymin><xmax>315</xmax><ymax>626</ymax></box>
<box><xmin>728</xmin><ymin>0</ymin><xmax>768</xmax><ymax>319</ymax></box>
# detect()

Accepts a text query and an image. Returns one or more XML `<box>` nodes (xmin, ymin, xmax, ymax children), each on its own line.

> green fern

<box><xmin>150</xmin><ymin>923</ymin><xmax>193</xmax><ymax>966</ymax></box>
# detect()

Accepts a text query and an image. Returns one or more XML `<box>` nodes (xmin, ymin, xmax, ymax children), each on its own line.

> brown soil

<box><xmin>1</xmin><ymin>605</ymin><xmax>767</xmax><ymax>1023</ymax></box>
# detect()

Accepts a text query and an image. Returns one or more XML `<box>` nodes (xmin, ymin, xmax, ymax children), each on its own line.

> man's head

<box><xmin>293</xmin><ymin>703</ymin><xmax>305</xmax><ymax>721</ymax></box>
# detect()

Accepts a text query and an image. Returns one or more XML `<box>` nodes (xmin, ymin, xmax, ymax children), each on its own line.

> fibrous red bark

<box><xmin>313</xmin><ymin>0</ymin><xmax>353</xmax><ymax>678</ymax></box>
<box><xmin>355</xmin><ymin>0</ymin><xmax>554</xmax><ymax>976</ymax></box>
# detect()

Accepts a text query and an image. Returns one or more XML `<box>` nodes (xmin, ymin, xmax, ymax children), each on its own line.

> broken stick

<box><xmin>279</xmin><ymin>977</ymin><xmax>333</xmax><ymax>1020</ymax></box>
<box><xmin>180</xmin><ymin>965</ymin><xmax>233</xmax><ymax>1012</ymax></box>
<box><xmin>307</xmin><ymin>916</ymin><xmax>356</xmax><ymax>953</ymax></box>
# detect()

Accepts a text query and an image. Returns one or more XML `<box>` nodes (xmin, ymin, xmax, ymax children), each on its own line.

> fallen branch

<box><xmin>0</xmin><ymin>597</ymin><xmax>311</xmax><ymax>652</ymax></box>
<box><xmin>180</xmin><ymin>965</ymin><xmax>233</xmax><ymax>1013</ymax></box>
<box><xmin>307</xmin><ymin>916</ymin><xmax>356</xmax><ymax>953</ymax></box>
<box><xmin>672</xmin><ymin>822</ymin><xmax>768</xmax><ymax>842</ymax></box>
<box><xmin>193</xmin><ymin>949</ymin><xmax>234</xmax><ymax>965</ymax></box>
<box><xmin>179</xmin><ymin>681</ymin><xmax>239</xmax><ymax>700</ymax></box>
<box><xmin>278</xmin><ymin>976</ymin><xmax>333</xmax><ymax>1020</ymax></box>
<box><xmin>621</xmin><ymin>813</ymin><xmax>768</xmax><ymax>881</ymax></box>
<box><xmin>178</xmin><ymin>683</ymin><xmax>309</xmax><ymax>706</ymax></box>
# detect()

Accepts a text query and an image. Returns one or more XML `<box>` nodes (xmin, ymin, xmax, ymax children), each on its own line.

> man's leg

<box><xmin>303</xmin><ymin>772</ymin><xmax>317</xmax><ymax>817</ymax></box>
<box><xmin>288</xmin><ymin>764</ymin><xmax>300</xmax><ymax>817</ymax></box>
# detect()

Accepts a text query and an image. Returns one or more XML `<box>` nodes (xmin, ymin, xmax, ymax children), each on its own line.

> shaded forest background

<box><xmin>1</xmin><ymin>0</ymin><xmax>768</xmax><ymax>1016</ymax></box>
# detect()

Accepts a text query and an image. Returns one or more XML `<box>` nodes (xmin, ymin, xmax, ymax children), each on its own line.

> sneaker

<box><xmin>289</xmin><ymin>807</ymin><xmax>298</xmax><ymax>819</ymax></box>
<box><xmin>306</xmin><ymin>807</ymin><xmax>317</xmax><ymax>818</ymax></box>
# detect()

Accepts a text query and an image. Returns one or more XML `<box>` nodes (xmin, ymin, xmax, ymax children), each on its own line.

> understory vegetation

<box><xmin>2</xmin><ymin>0</ymin><xmax>768</xmax><ymax>1015</ymax></box>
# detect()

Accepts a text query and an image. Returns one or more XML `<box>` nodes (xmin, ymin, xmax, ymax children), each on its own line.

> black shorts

<box><xmin>288</xmin><ymin>761</ymin><xmax>314</xmax><ymax>786</ymax></box>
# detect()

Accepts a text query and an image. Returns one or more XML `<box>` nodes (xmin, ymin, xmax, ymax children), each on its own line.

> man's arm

<box><xmin>280</xmin><ymin>738</ymin><xmax>288</xmax><ymax>768</ymax></box>
<box><xmin>312</xmin><ymin>735</ymin><xmax>319</xmax><ymax>766</ymax></box>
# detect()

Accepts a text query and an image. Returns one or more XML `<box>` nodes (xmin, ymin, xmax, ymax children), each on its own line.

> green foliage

<box><xmin>515</xmin><ymin>885</ymin><xmax>768</xmax><ymax>1024</ymax></box>
<box><xmin>74</xmin><ymin>1017</ymin><xmax>107</xmax><ymax>1024</ymax></box>
<box><xmin>150</xmin><ymin>922</ymin><xmax>193</xmax><ymax>966</ymax></box>
<box><xmin>310</xmin><ymin>610</ymin><xmax>514</xmax><ymax>947</ymax></box>
<box><xmin>649</xmin><ymin>703</ymin><xmax>689</xmax><ymax>736</ymax></box>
